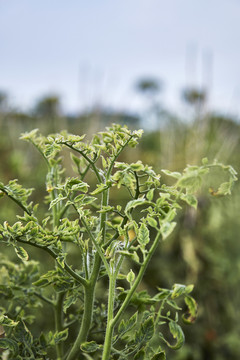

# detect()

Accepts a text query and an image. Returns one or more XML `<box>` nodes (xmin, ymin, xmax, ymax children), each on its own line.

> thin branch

<box><xmin>106</xmin><ymin>134</ymin><xmax>134</xmax><ymax>178</ymax></box>
<box><xmin>134</xmin><ymin>171</ymin><xmax>141</xmax><ymax>198</ymax></box>
<box><xmin>60</xmin><ymin>142</ymin><xmax>101</xmax><ymax>183</ymax></box>
<box><xmin>80</xmin><ymin>162</ymin><xmax>91</xmax><ymax>180</ymax></box>
<box><xmin>70</xmin><ymin>198</ymin><xmax>111</xmax><ymax>276</ymax></box>
<box><xmin>103</xmin><ymin>215</ymin><xmax>129</xmax><ymax>250</ymax></box>
<box><xmin>112</xmin><ymin>231</ymin><xmax>162</xmax><ymax>327</ymax></box>
<box><xmin>0</xmin><ymin>187</ymin><xmax>32</xmax><ymax>216</ymax></box>
<box><xmin>33</xmin><ymin>291</ymin><xmax>54</xmax><ymax>306</ymax></box>
<box><xmin>29</xmin><ymin>139</ymin><xmax>50</xmax><ymax>169</ymax></box>
<box><xmin>16</xmin><ymin>237</ymin><xmax>87</xmax><ymax>287</ymax></box>
<box><xmin>112</xmin><ymin>210</ymin><xmax>125</xmax><ymax>218</ymax></box>
<box><xmin>122</xmin><ymin>184</ymin><xmax>135</xmax><ymax>198</ymax></box>
<box><xmin>78</xmin><ymin>214</ymin><xmax>110</xmax><ymax>277</ymax></box>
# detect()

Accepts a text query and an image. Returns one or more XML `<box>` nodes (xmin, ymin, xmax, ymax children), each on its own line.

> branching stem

<box><xmin>16</xmin><ymin>237</ymin><xmax>87</xmax><ymax>286</ymax></box>
<box><xmin>54</xmin><ymin>292</ymin><xmax>65</xmax><ymax>359</ymax></box>
<box><xmin>0</xmin><ymin>187</ymin><xmax>32</xmax><ymax>215</ymax></box>
<box><xmin>112</xmin><ymin>231</ymin><xmax>161</xmax><ymax>327</ymax></box>
<box><xmin>60</xmin><ymin>142</ymin><xmax>102</xmax><ymax>183</ymax></box>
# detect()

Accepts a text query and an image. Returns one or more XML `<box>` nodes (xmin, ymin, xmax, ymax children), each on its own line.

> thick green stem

<box><xmin>66</xmin><ymin>187</ymin><xmax>110</xmax><ymax>359</ymax></box>
<box><xmin>54</xmin><ymin>292</ymin><xmax>65</xmax><ymax>359</ymax></box>
<box><xmin>102</xmin><ymin>271</ymin><xmax>117</xmax><ymax>360</ymax></box>
<box><xmin>65</xmin><ymin>253</ymin><xmax>103</xmax><ymax>360</ymax></box>
<box><xmin>66</xmin><ymin>283</ymin><xmax>94</xmax><ymax>360</ymax></box>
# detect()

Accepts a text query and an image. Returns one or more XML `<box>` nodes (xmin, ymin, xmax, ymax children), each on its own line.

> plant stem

<box><xmin>61</xmin><ymin>142</ymin><xmax>102</xmax><ymax>183</ymax></box>
<box><xmin>66</xmin><ymin>283</ymin><xmax>94</xmax><ymax>360</ymax></box>
<box><xmin>100</xmin><ymin>188</ymin><xmax>109</xmax><ymax>239</ymax></box>
<box><xmin>79</xmin><ymin>216</ymin><xmax>110</xmax><ymax>276</ymax></box>
<box><xmin>0</xmin><ymin>187</ymin><xmax>32</xmax><ymax>215</ymax></box>
<box><xmin>66</xmin><ymin>187</ymin><xmax>110</xmax><ymax>360</ymax></box>
<box><xmin>16</xmin><ymin>237</ymin><xmax>87</xmax><ymax>286</ymax></box>
<box><xmin>54</xmin><ymin>292</ymin><xmax>65</xmax><ymax>359</ymax></box>
<box><xmin>102</xmin><ymin>271</ymin><xmax>117</xmax><ymax>360</ymax></box>
<box><xmin>106</xmin><ymin>134</ymin><xmax>134</xmax><ymax>178</ymax></box>
<box><xmin>99</xmin><ymin>232</ymin><xmax>161</xmax><ymax>360</ymax></box>
<box><xmin>67</xmin><ymin>135</ymin><xmax>136</xmax><ymax>360</ymax></box>
<box><xmin>29</xmin><ymin>138</ymin><xmax>50</xmax><ymax>168</ymax></box>
<box><xmin>33</xmin><ymin>291</ymin><xmax>54</xmax><ymax>306</ymax></box>
<box><xmin>112</xmin><ymin>231</ymin><xmax>161</xmax><ymax>328</ymax></box>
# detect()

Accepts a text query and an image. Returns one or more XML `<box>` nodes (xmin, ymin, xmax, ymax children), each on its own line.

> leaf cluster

<box><xmin>0</xmin><ymin>124</ymin><xmax>236</xmax><ymax>360</ymax></box>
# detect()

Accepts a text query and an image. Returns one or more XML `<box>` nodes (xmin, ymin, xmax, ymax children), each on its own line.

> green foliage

<box><xmin>0</xmin><ymin>124</ymin><xmax>236</xmax><ymax>360</ymax></box>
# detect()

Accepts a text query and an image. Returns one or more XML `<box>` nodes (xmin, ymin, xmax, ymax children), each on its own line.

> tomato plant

<box><xmin>0</xmin><ymin>124</ymin><xmax>237</xmax><ymax>360</ymax></box>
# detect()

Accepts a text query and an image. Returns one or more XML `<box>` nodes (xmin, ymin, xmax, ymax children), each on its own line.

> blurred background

<box><xmin>0</xmin><ymin>1</ymin><xmax>240</xmax><ymax>359</ymax></box>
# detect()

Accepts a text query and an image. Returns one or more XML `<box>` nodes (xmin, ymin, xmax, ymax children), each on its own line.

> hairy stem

<box><xmin>112</xmin><ymin>231</ymin><xmax>161</xmax><ymax>328</ymax></box>
<box><xmin>54</xmin><ymin>292</ymin><xmax>65</xmax><ymax>359</ymax></box>
<box><xmin>66</xmin><ymin>283</ymin><xmax>94</xmax><ymax>360</ymax></box>
<box><xmin>102</xmin><ymin>271</ymin><xmax>117</xmax><ymax>360</ymax></box>
<box><xmin>66</xmin><ymin>187</ymin><xmax>110</xmax><ymax>359</ymax></box>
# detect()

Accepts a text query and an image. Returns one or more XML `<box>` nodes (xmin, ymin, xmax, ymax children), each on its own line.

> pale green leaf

<box><xmin>101</xmin><ymin>155</ymin><xmax>107</xmax><ymax>169</ymax></box>
<box><xmin>126</xmin><ymin>269</ymin><xmax>135</xmax><ymax>283</ymax></box>
<box><xmin>91</xmin><ymin>183</ymin><xmax>109</xmax><ymax>195</ymax></box>
<box><xmin>146</xmin><ymin>216</ymin><xmax>158</xmax><ymax>228</ymax></box>
<box><xmin>162</xmin><ymin>170</ymin><xmax>182</xmax><ymax>179</ymax></box>
<box><xmin>177</xmin><ymin>172</ymin><xmax>202</xmax><ymax>192</ymax></box>
<box><xmin>180</xmin><ymin>194</ymin><xmax>198</xmax><ymax>209</ymax></box>
<box><xmin>171</xmin><ymin>284</ymin><xmax>188</xmax><ymax>299</ymax></box>
<box><xmin>20</xmin><ymin>128</ymin><xmax>39</xmax><ymax>141</ymax></box>
<box><xmin>161</xmin><ymin>221</ymin><xmax>176</xmax><ymax>240</ymax></box>
<box><xmin>118</xmin><ymin>312</ymin><xmax>138</xmax><ymax>336</ymax></box>
<box><xmin>165</xmin><ymin>321</ymin><xmax>185</xmax><ymax>350</ymax></box>
<box><xmin>138</xmin><ymin>223</ymin><xmax>150</xmax><ymax>246</ymax></box>
<box><xmin>135</xmin><ymin>316</ymin><xmax>155</xmax><ymax>344</ymax></box>
<box><xmin>49</xmin><ymin>194</ymin><xmax>66</xmax><ymax>209</ymax></box>
<box><xmin>15</xmin><ymin>246</ymin><xmax>29</xmax><ymax>261</ymax></box>
<box><xmin>0</xmin><ymin>315</ymin><xmax>18</xmax><ymax>327</ymax></box>
<box><xmin>217</xmin><ymin>181</ymin><xmax>232</xmax><ymax>195</ymax></box>
<box><xmin>80</xmin><ymin>341</ymin><xmax>100</xmax><ymax>353</ymax></box>
<box><xmin>130</xmin><ymin>161</ymin><xmax>144</xmax><ymax>171</ymax></box>
<box><xmin>125</xmin><ymin>198</ymin><xmax>147</xmax><ymax>218</ymax></box>
<box><xmin>53</xmin><ymin>328</ymin><xmax>68</xmax><ymax>344</ymax></box>
<box><xmin>146</xmin><ymin>188</ymin><xmax>155</xmax><ymax>201</ymax></box>
<box><xmin>182</xmin><ymin>295</ymin><xmax>198</xmax><ymax>324</ymax></box>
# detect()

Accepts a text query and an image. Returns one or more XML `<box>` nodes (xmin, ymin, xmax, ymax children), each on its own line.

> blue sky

<box><xmin>1</xmin><ymin>0</ymin><xmax>240</xmax><ymax>117</ymax></box>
